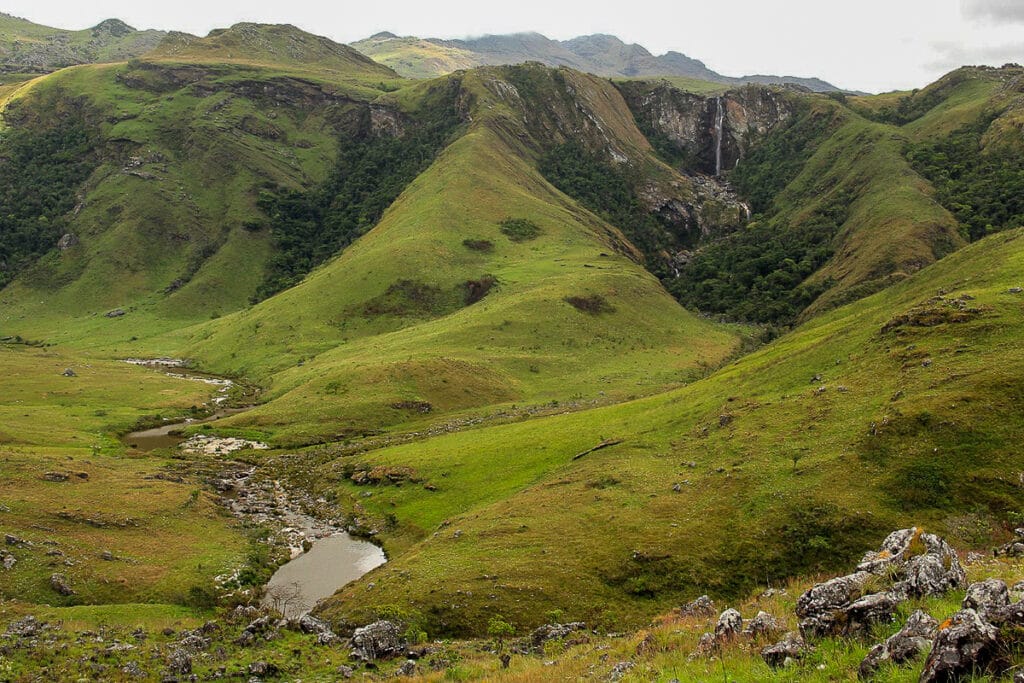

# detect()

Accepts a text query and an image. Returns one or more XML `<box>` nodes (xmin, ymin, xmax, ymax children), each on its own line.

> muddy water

<box><xmin>262</xmin><ymin>534</ymin><xmax>386</xmax><ymax>617</ymax></box>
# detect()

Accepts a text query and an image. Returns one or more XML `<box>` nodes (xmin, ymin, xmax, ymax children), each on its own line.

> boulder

<box><xmin>5</xmin><ymin>615</ymin><xmax>44</xmax><ymax>638</ymax></box>
<box><xmin>858</xmin><ymin>528</ymin><xmax>964</xmax><ymax>598</ymax></box>
<box><xmin>714</xmin><ymin>608</ymin><xmax>743</xmax><ymax>641</ymax></box>
<box><xmin>249</xmin><ymin>661</ymin><xmax>279</xmax><ymax>677</ymax></box>
<box><xmin>61</xmin><ymin>368</ymin><xmax>76</xmax><ymax>377</ymax></box>
<box><xmin>795</xmin><ymin>571</ymin><xmax>872</xmax><ymax>638</ymax></box>
<box><xmin>57</xmin><ymin>233</ymin><xmax>79</xmax><ymax>250</ymax></box>
<box><xmin>529</xmin><ymin>621</ymin><xmax>586</xmax><ymax>650</ymax></box>
<box><xmin>297</xmin><ymin>613</ymin><xmax>339</xmax><ymax>645</ymax></box>
<box><xmin>858</xmin><ymin>609</ymin><xmax>937</xmax><ymax>678</ymax></box>
<box><xmin>43</xmin><ymin>472</ymin><xmax>69</xmax><ymax>482</ymax></box>
<box><xmin>608</xmin><ymin>661</ymin><xmax>635</xmax><ymax>681</ymax></box>
<box><xmin>993</xmin><ymin>528</ymin><xmax>1024</xmax><ymax>558</ymax></box>
<box><xmin>350</xmin><ymin>620</ymin><xmax>406</xmax><ymax>661</ymax></box>
<box><xmin>165</xmin><ymin>648</ymin><xmax>192</xmax><ymax>675</ymax></box>
<box><xmin>679</xmin><ymin>595</ymin><xmax>715</xmax><ymax>618</ymax></box>
<box><xmin>0</xmin><ymin>549</ymin><xmax>14</xmax><ymax>570</ymax></box>
<box><xmin>844</xmin><ymin>592</ymin><xmax>899</xmax><ymax>635</ymax></box>
<box><xmin>50</xmin><ymin>572</ymin><xmax>74</xmax><ymax>596</ymax></box>
<box><xmin>962</xmin><ymin>579</ymin><xmax>1010</xmax><ymax>615</ymax></box>
<box><xmin>986</xmin><ymin>600</ymin><xmax>1024</xmax><ymax>629</ymax></box>
<box><xmin>105</xmin><ymin>308</ymin><xmax>126</xmax><ymax>318</ymax></box>
<box><xmin>395</xmin><ymin>659</ymin><xmax>417</xmax><ymax>677</ymax></box>
<box><xmin>742</xmin><ymin>611</ymin><xmax>780</xmax><ymax>639</ymax></box>
<box><xmin>761</xmin><ymin>631</ymin><xmax>808</xmax><ymax>669</ymax></box>
<box><xmin>919</xmin><ymin>609</ymin><xmax>998</xmax><ymax>683</ymax></box>
<box><xmin>236</xmin><ymin>616</ymin><xmax>277</xmax><ymax>646</ymax></box>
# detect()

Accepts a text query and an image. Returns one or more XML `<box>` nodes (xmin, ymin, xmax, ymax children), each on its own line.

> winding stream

<box><xmin>121</xmin><ymin>359</ymin><xmax>387</xmax><ymax>615</ymax></box>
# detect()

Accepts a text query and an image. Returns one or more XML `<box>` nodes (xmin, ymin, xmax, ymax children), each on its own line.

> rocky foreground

<box><xmin>1</xmin><ymin>527</ymin><xmax>1023</xmax><ymax>680</ymax></box>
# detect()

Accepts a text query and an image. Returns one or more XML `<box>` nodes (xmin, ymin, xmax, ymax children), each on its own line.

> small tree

<box><xmin>487</xmin><ymin>614</ymin><xmax>515</xmax><ymax>654</ymax></box>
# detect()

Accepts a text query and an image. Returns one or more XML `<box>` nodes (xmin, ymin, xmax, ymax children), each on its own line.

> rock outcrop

<box><xmin>349</xmin><ymin>620</ymin><xmax>406</xmax><ymax>661</ymax></box>
<box><xmin>919</xmin><ymin>609</ymin><xmax>999</xmax><ymax>683</ymax></box>
<box><xmin>858</xmin><ymin>609</ymin><xmax>938</xmax><ymax>678</ymax></box>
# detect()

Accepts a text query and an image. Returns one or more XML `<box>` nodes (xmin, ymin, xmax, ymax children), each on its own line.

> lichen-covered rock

<box><xmin>796</xmin><ymin>571</ymin><xmax>872</xmax><ymax>638</ymax></box>
<box><xmin>529</xmin><ymin>621</ymin><xmax>586</xmax><ymax>650</ymax></box>
<box><xmin>962</xmin><ymin>579</ymin><xmax>1010</xmax><ymax>615</ymax></box>
<box><xmin>608</xmin><ymin>660</ymin><xmax>635</xmax><ymax>681</ymax></box>
<box><xmin>993</xmin><ymin>529</ymin><xmax>1024</xmax><ymax>558</ymax></box>
<box><xmin>165</xmin><ymin>648</ymin><xmax>192</xmax><ymax>675</ymax></box>
<box><xmin>679</xmin><ymin>595</ymin><xmax>715</xmax><ymax>618</ymax></box>
<box><xmin>761</xmin><ymin>631</ymin><xmax>808</xmax><ymax>669</ymax></box>
<box><xmin>919</xmin><ymin>609</ymin><xmax>998</xmax><ymax>683</ymax></box>
<box><xmin>0</xmin><ymin>549</ymin><xmax>15</xmax><ymax>570</ymax></box>
<box><xmin>859</xmin><ymin>528</ymin><xmax>964</xmax><ymax>597</ymax></box>
<box><xmin>297</xmin><ymin>613</ymin><xmax>339</xmax><ymax>645</ymax></box>
<box><xmin>714</xmin><ymin>608</ymin><xmax>743</xmax><ymax>641</ymax></box>
<box><xmin>844</xmin><ymin>592</ymin><xmax>899</xmax><ymax>635</ymax></box>
<box><xmin>742</xmin><ymin>611</ymin><xmax>780</xmax><ymax>639</ymax></box>
<box><xmin>5</xmin><ymin>615</ymin><xmax>44</xmax><ymax>638</ymax></box>
<box><xmin>395</xmin><ymin>659</ymin><xmax>417</xmax><ymax>677</ymax></box>
<box><xmin>858</xmin><ymin>609</ymin><xmax>937</xmax><ymax>678</ymax></box>
<box><xmin>350</xmin><ymin>620</ymin><xmax>406</xmax><ymax>661</ymax></box>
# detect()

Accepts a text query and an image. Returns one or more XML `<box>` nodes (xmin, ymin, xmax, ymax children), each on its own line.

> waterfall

<box><xmin>714</xmin><ymin>96</ymin><xmax>724</xmax><ymax>177</ymax></box>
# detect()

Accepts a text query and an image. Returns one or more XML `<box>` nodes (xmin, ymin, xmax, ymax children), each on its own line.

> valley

<box><xmin>0</xmin><ymin>13</ymin><xmax>1022</xmax><ymax>682</ymax></box>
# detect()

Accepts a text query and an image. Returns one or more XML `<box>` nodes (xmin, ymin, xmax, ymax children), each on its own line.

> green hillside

<box><xmin>0</xmin><ymin>13</ymin><xmax>165</xmax><ymax>82</ymax></box>
<box><xmin>0</xmin><ymin>19</ymin><xmax>1023</xmax><ymax>682</ymax></box>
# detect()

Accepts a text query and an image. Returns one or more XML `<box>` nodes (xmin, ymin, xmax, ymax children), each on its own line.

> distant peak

<box><xmin>370</xmin><ymin>31</ymin><xmax>398</xmax><ymax>40</ymax></box>
<box><xmin>91</xmin><ymin>18</ymin><xmax>135</xmax><ymax>37</ymax></box>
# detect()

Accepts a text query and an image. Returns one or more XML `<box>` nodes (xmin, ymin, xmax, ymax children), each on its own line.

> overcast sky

<box><xmin>3</xmin><ymin>0</ymin><xmax>1022</xmax><ymax>92</ymax></box>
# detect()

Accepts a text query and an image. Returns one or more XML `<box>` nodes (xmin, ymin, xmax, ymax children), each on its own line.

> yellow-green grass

<box><xmin>312</xmin><ymin>228</ymin><xmax>1024</xmax><ymax>634</ymax></box>
<box><xmin>0</xmin><ymin>344</ymin><xmax>249</xmax><ymax>607</ymax></box>
<box><xmin>350</xmin><ymin>35</ymin><xmax>480</xmax><ymax>79</ymax></box>
<box><xmin>617</xmin><ymin>75</ymin><xmax>730</xmax><ymax>95</ymax></box>
<box><xmin>165</xmin><ymin>69</ymin><xmax>740</xmax><ymax>444</ymax></box>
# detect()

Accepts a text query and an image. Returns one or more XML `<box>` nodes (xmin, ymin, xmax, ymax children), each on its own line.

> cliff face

<box><xmin>618</xmin><ymin>81</ymin><xmax>797</xmax><ymax>176</ymax></box>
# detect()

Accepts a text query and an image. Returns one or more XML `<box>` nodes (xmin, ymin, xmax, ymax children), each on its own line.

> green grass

<box><xmin>305</xmin><ymin>228</ymin><xmax>1024</xmax><ymax>635</ymax></box>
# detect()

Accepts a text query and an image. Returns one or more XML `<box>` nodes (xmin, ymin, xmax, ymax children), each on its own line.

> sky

<box><xmin>2</xmin><ymin>0</ymin><xmax>1023</xmax><ymax>92</ymax></box>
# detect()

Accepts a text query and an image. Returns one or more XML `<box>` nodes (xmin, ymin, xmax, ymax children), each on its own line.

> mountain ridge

<box><xmin>351</xmin><ymin>30</ymin><xmax>848</xmax><ymax>91</ymax></box>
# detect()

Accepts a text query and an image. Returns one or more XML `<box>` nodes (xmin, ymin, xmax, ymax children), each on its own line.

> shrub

<box><xmin>565</xmin><ymin>294</ymin><xmax>615</xmax><ymax>314</ymax></box>
<box><xmin>462</xmin><ymin>238</ymin><xmax>493</xmax><ymax>252</ymax></box>
<box><xmin>499</xmin><ymin>218</ymin><xmax>542</xmax><ymax>242</ymax></box>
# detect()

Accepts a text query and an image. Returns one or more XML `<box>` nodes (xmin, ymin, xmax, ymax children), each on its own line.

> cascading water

<box><xmin>714</xmin><ymin>96</ymin><xmax>724</xmax><ymax>177</ymax></box>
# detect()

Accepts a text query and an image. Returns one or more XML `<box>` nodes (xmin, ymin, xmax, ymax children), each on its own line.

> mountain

<box><xmin>0</xmin><ymin>12</ymin><xmax>165</xmax><ymax>81</ymax></box>
<box><xmin>351</xmin><ymin>31</ymin><xmax>845</xmax><ymax>92</ymax></box>
<box><xmin>0</xmin><ymin>19</ymin><xmax>1023</xmax><ymax>681</ymax></box>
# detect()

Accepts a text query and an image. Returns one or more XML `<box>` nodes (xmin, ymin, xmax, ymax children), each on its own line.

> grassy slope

<box><xmin>0</xmin><ymin>343</ymin><xmax>247</xmax><ymax>607</ymax></box>
<box><xmin>163</xmin><ymin>66</ymin><xmax>741</xmax><ymax>445</ymax></box>
<box><xmin>350</xmin><ymin>34</ymin><xmax>480</xmax><ymax>79</ymax></box>
<box><xmin>309</xmin><ymin>227</ymin><xmax>1024</xmax><ymax>635</ymax></box>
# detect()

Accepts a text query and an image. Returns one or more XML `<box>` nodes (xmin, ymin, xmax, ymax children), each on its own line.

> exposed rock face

<box><xmin>761</xmin><ymin>631</ymin><xmax>808</xmax><ymax>668</ymax></box>
<box><xmin>349</xmin><ymin>620</ymin><xmax>406</xmax><ymax>661</ymax></box>
<box><xmin>795</xmin><ymin>571</ymin><xmax>873</xmax><ymax>638</ymax></box>
<box><xmin>57</xmin><ymin>233</ymin><xmax>79</xmax><ymax>250</ymax></box>
<box><xmin>919</xmin><ymin>609</ymin><xmax>999</xmax><ymax>683</ymax></box>
<box><xmin>858</xmin><ymin>609</ymin><xmax>938</xmax><ymax>678</ymax></box>
<box><xmin>618</xmin><ymin>81</ymin><xmax>796</xmax><ymax>176</ymax></box>
<box><xmin>962</xmin><ymin>579</ymin><xmax>1010</xmax><ymax>615</ymax></box>
<box><xmin>797</xmin><ymin>529</ymin><xmax>965</xmax><ymax>639</ymax></box>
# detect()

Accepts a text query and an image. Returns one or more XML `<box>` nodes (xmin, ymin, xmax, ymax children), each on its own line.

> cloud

<box><xmin>961</xmin><ymin>0</ymin><xmax>1024</xmax><ymax>23</ymax></box>
<box><xmin>927</xmin><ymin>39</ymin><xmax>1024</xmax><ymax>71</ymax></box>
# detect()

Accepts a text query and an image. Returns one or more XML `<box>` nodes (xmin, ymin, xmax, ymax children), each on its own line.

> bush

<box><xmin>498</xmin><ymin>218</ymin><xmax>542</xmax><ymax>242</ymax></box>
<box><xmin>565</xmin><ymin>294</ymin><xmax>615</xmax><ymax>314</ymax></box>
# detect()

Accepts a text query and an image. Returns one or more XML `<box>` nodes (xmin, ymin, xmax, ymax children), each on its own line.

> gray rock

<box><xmin>5</xmin><ymin>533</ymin><xmax>24</xmax><ymax>546</ymax></box>
<box><xmin>608</xmin><ymin>661</ymin><xmax>635</xmax><ymax>681</ymax></box>
<box><xmin>350</xmin><ymin>620</ymin><xmax>407</xmax><ymax>662</ymax></box>
<box><xmin>297</xmin><ymin>613</ymin><xmax>339</xmax><ymax>645</ymax></box>
<box><xmin>61</xmin><ymin>367</ymin><xmax>77</xmax><ymax>377</ymax></box>
<box><xmin>761</xmin><ymin>631</ymin><xmax>807</xmax><ymax>668</ymax></box>
<box><xmin>249</xmin><ymin>661</ymin><xmax>279</xmax><ymax>677</ymax></box>
<box><xmin>529</xmin><ymin>622</ymin><xmax>586</xmax><ymax>649</ymax></box>
<box><xmin>166</xmin><ymin>648</ymin><xmax>192</xmax><ymax>675</ymax></box>
<box><xmin>57</xmin><ymin>233</ymin><xmax>79</xmax><ymax>250</ymax></box>
<box><xmin>858</xmin><ymin>609</ymin><xmax>937</xmax><ymax>678</ymax></box>
<box><xmin>0</xmin><ymin>549</ymin><xmax>14</xmax><ymax>570</ymax></box>
<box><xmin>337</xmin><ymin>665</ymin><xmax>354</xmax><ymax>678</ymax></box>
<box><xmin>919</xmin><ymin>609</ymin><xmax>998</xmax><ymax>683</ymax></box>
<box><xmin>742</xmin><ymin>610</ymin><xmax>780</xmax><ymax>639</ymax></box>
<box><xmin>5</xmin><ymin>615</ymin><xmax>44</xmax><ymax>638</ymax></box>
<box><xmin>714</xmin><ymin>608</ymin><xmax>742</xmax><ymax>641</ymax></box>
<box><xmin>859</xmin><ymin>528</ymin><xmax>964</xmax><ymax>597</ymax></box>
<box><xmin>121</xmin><ymin>661</ymin><xmax>144</xmax><ymax>678</ymax></box>
<box><xmin>795</xmin><ymin>571</ymin><xmax>872</xmax><ymax>638</ymax></box>
<box><xmin>986</xmin><ymin>600</ymin><xmax>1024</xmax><ymax>629</ymax></box>
<box><xmin>50</xmin><ymin>572</ymin><xmax>74</xmax><ymax>596</ymax></box>
<box><xmin>236</xmin><ymin>616</ymin><xmax>277</xmax><ymax>646</ymax></box>
<box><xmin>962</xmin><ymin>579</ymin><xmax>1010</xmax><ymax>615</ymax></box>
<box><xmin>43</xmin><ymin>472</ymin><xmax>69</xmax><ymax>482</ymax></box>
<box><xmin>395</xmin><ymin>659</ymin><xmax>417</xmax><ymax>677</ymax></box>
<box><xmin>844</xmin><ymin>592</ymin><xmax>899</xmax><ymax>635</ymax></box>
<box><xmin>679</xmin><ymin>594</ymin><xmax>715</xmax><ymax>618</ymax></box>
<box><xmin>105</xmin><ymin>308</ymin><xmax>125</xmax><ymax>318</ymax></box>
<box><xmin>692</xmin><ymin>631</ymin><xmax>716</xmax><ymax>657</ymax></box>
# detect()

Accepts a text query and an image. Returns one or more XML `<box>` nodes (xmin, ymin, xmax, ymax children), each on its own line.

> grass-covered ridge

<box><xmin>307</xmin><ymin>227</ymin><xmax>1024</xmax><ymax>635</ymax></box>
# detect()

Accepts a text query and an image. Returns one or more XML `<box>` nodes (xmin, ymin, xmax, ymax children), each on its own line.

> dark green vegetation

<box><xmin>907</xmin><ymin>113</ymin><xmax>1024</xmax><ymax>241</ymax></box>
<box><xmin>0</xmin><ymin>19</ymin><xmax>1023</xmax><ymax>682</ymax></box>
<box><xmin>254</xmin><ymin>80</ymin><xmax>463</xmax><ymax>298</ymax></box>
<box><xmin>0</xmin><ymin>91</ymin><xmax>99</xmax><ymax>287</ymax></box>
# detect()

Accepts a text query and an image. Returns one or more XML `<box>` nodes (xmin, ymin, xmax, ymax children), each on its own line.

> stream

<box><xmin>122</xmin><ymin>358</ymin><xmax>387</xmax><ymax>616</ymax></box>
